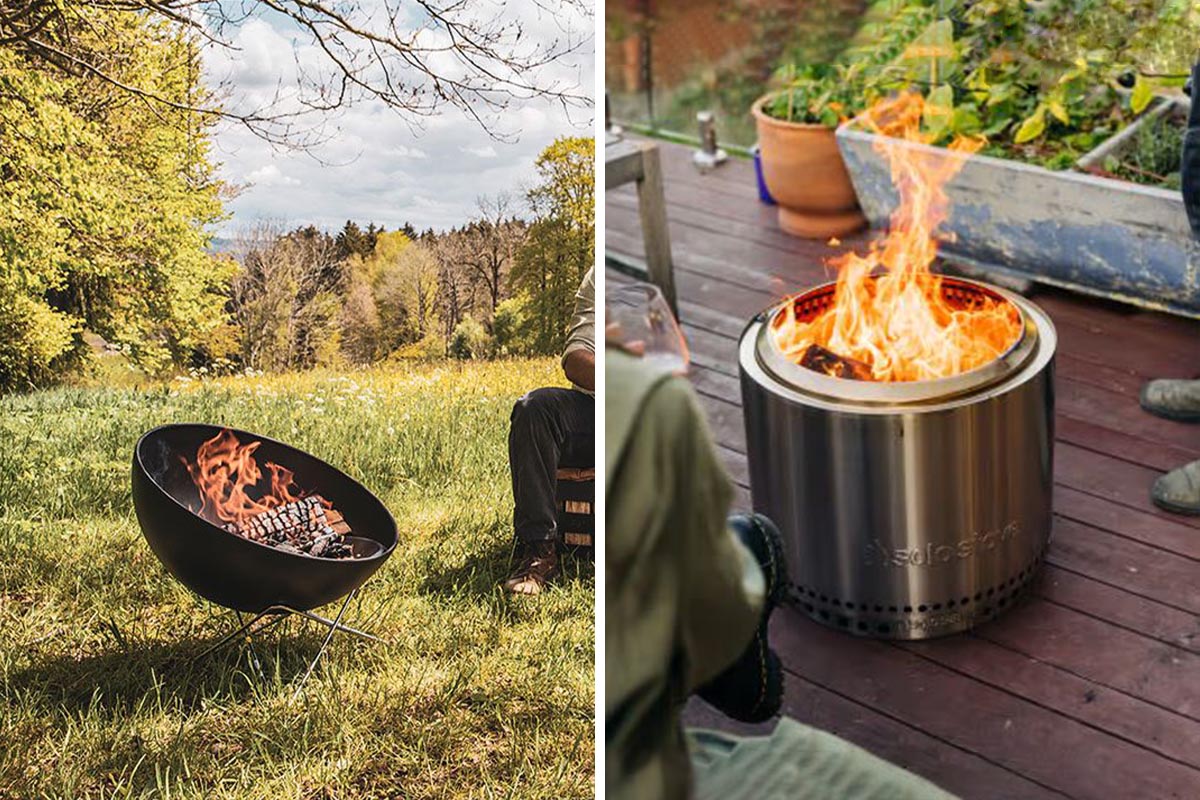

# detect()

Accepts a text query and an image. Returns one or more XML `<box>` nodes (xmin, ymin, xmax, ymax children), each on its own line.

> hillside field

<box><xmin>0</xmin><ymin>359</ymin><xmax>594</xmax><ymax>799</ymax></box>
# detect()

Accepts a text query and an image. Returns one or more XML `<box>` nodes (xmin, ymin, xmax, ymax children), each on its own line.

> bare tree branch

<box><xmin>0</xmin><ymin>0</ymin><xmax>594</xmax><ymax>148</ymax></box>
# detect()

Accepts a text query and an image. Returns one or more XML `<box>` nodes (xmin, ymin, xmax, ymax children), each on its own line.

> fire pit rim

<box><xmin>744</xmin><ymin>281</ymin><xmax>1057</xmax><ymax>414</ymax></box>
<box><xmin>134</xmin><ymin>422</ymin><xmax>397</xmax><ymax>564</ymax></box>
<box><xmin>755</xmin><ymin>276</ymin><xmax>1048</xmax><ymax>406</ymax></box>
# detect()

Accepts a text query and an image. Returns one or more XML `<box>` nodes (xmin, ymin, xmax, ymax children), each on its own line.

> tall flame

<box><xmin>772</xmin><ymin>92</ymin><xmax>1022</xmax><ymax>382</ymax></box>
<box><xmin>184</xmin><ymin>429</ymin><xmax>303</xmax><ymax>525</ymax></box>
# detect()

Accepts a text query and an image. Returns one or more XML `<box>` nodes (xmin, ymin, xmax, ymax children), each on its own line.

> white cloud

<box><xmin>460</xmin><ymin>144</ymin><xmax>498</xmax><ymax>158</ymax></box>
<box><xmin>244</xmin><ymin>163</ymin><xmax>301</xmax><ymax>187</ymax></box>
<box><xmin>384</xmin><ymin>145</ymin><xmax>428</xmax><ymax>159</ymax></box>
<box><xmin>207</xmin><ymin>0</ymin><xmax>594</xmax><ymax>236</ymax></box>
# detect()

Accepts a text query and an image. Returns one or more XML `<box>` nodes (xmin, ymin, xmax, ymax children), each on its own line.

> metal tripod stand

<box><xmin>195</xmin><ymin>589</ymin><xmax>378</xmax><ymax>699</ymax></box>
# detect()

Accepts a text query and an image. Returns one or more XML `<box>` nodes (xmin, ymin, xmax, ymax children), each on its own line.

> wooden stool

<box><xmin>556</xmin><ymin>467</ymin><xmax>595</xmax><ymax>548</ymax></box>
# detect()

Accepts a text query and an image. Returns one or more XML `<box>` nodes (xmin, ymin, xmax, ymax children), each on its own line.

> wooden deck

<box><xmin>606</xmin><ymin>137</ymin><xmax>1200</xmax><ymax>800</ymax></box>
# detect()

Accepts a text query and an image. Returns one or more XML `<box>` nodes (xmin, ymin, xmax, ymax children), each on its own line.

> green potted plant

<box><xmin>753</xmin><ymin>64</ymin><xmax>868</xmax><ymax>238</ymax></box>
<box><xmin>753</xmin><ymin>0</ymin><xmax>937</xmax><ymax>238</ymax></box>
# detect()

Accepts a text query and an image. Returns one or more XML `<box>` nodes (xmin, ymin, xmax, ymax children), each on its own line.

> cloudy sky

<box><xmin>203</xmin><ymin>2</ymin><xmax>594</xmax><ymax>236</ymax></box>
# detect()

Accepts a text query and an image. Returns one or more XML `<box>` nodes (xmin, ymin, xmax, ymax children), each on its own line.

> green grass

<box><xmin>0</xmin><ymin>359</ymin><xmax>594</xmax><ymax>799</ymax></box>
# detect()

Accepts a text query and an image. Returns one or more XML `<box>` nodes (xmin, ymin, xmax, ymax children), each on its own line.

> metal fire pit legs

<box><xmin>194</xmin><ymin>588</ymin><xmax>380</xmax><ymax>698</ymax></box>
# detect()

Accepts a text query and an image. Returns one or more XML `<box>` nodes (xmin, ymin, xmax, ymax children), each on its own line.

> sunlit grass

<box><xmin>0</xmin><ymin>359</ymin><xmax>594</xmax><ymax>799</ymax></box>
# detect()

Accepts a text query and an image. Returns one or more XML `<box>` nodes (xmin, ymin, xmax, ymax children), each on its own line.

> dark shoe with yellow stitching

<box><xmin>1140</xmin><ymin>379</ymin><xmax>1200</xmax><ymax>423</ymax></box>
<box><xmin>1151</xmin><ymin>460</ymin><xmax>1200</xmax><ymax>516</ymax></box>
<box><xmin>696</xmin><ymin>513</ymin><xmax>787</xmax><ymax>723</ymax></box>
<box><xmin>504</xmin><ymin>539</ymin><xmax>559</xmax><ymax>595</ymax></box>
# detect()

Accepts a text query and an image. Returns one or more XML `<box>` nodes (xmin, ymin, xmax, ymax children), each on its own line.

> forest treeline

<box><xmin>0</xmin><ymin>2</ymin><xmax>593</xmax><ymax>392</ymax></box>
<box><xmin>225</xmin><ymin>136</ymin><xmax>594</xmax><ymax>375</ymax></box>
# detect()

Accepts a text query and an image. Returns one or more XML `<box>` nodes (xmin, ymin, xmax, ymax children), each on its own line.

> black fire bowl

<box><xmin>132</xmin><ymin>423</ymin><xmax>397</xmax><ymax>613</ymax></box>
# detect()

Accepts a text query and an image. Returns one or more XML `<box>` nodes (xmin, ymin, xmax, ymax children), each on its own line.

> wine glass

<box><xmin>605</xmin><ymin>283</ymin><xmax>690</xmax><ymax>374</ymax></box>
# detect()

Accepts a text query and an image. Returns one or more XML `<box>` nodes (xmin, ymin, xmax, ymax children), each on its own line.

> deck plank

<box><xmin>607</xmin><ymin>137</ymin><xmax>1200</xmax><ymax>798</ymax></box>
<box><xmin>771</xmin><ymin>611</ymin><xmax>1200</xmax><ymax>800</ymax></box>
<box><xmin>898</xmin><ymin>634</ymin><xmax>1200</xmax><ymax>770</ymax></box>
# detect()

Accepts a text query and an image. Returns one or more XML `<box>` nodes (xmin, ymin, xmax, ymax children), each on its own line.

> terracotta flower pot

<box><xmin>753</xmin><ymin>95</ymin><xmax>866</xmax><ymax>239</ymax></box>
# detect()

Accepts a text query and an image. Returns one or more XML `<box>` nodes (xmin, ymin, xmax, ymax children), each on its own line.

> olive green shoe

<box><xmin>1151</xmin><ymin>460</ymin><xmax>1200</xmax><ymax>516</ymax></box>
<box><xmin>1140</xmin><ymin>379</ymin><xmax>1200</xmax><ymax>423</ymax></box>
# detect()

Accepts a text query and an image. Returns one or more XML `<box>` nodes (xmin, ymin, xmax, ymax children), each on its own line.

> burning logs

<box><xmin>182</xmin><ymin>428</ymin><xmax>364</xmax><ymax>559</ymax></box>
<box><xmin>799</xmin><ymin>344</ymin><xmax>874</xmax><ymax>381</ymax></box>
<box><xmin>769</xmin><ymin>92</ymin><xmax>1022</xmax><ymax>383</ymax></box>
<box><xmin>222</xmin><ymin>494</ymin><xmax>354</xmax><ymax>558</ymax></box>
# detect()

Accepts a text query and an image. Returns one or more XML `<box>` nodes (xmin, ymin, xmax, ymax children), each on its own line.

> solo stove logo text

<box><xmin>864</xmin><ymin>522</ymin><xmax>1021</xmax><ymax>568</ymax></box>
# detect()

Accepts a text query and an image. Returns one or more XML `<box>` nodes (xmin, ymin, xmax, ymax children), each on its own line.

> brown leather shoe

<box><xmin>504</xmin><ymin>540</ymin><xmax>559</xmax><ymax>595</ymax></box>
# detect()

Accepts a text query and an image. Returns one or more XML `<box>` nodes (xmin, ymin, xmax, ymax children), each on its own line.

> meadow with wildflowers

<box><xmin>0</xmin><ymin>358</ymin><xmax>594</xmax><ymax>799</ymax></box>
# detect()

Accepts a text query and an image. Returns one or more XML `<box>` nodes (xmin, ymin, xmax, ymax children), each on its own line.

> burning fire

<box><xmin>772</xmin><ymin>92</ymin><xmax>1021</xmax><ymax>382</ymax></box>
<box><xmin>184</xmin><ymin>429</ymin><xmax>304</xmax><ymax>525</ymax></box>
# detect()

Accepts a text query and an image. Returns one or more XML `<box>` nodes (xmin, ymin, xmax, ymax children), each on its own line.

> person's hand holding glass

<box><xmin>605</xmin><ymin>284</ymin><xmax>690</xmax><ymax>374</ymax></box>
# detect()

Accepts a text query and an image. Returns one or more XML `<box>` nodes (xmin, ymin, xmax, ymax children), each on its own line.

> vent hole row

<box><xmin>794</xmin><ymin>560</ymin><xmax>1041</xmax><ymax>619</ymax></box>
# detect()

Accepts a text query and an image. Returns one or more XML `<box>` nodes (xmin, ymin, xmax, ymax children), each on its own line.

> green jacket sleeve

<box><xmin>606</xmin><ymin>353</ymin><xmax>764</xmax><ymax>800</ymax></box>
<box><xmin>664</xmin><ymin>379</ymin><xmax>764</xmax><ymax>690</ymax></box>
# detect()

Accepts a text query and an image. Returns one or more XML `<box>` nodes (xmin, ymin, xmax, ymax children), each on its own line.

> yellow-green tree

<box><xmin>0</xmin><ymin>15</ymin><xmax>230</xmax><ymax>389</ymax></box>
<box><xmin>355</xmin><ymin>231</ymin><xmax>441</xmax><ymax>355</ymax></box>
<box><xmin>509</xmin><ymin>137</ymin><xmax>595</xmax><ymax>355</ymax></box>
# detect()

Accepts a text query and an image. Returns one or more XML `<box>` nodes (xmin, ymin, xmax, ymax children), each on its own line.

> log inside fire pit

<box><xmin>223</xmin><ymin>495</ymin><xmax>353</xmax><ymax>558</ymax></box>
<box><xmin>798</xmin><ymin>344</ymin><xmax>874</xmax><ymax>381</ymax></box>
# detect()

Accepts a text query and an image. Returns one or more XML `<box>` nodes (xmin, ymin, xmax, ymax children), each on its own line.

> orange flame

<box><xmin>772</xmin><ymin>92</ymin><xmax>1022</xmax><ymax>382</ymax></box>
<box><xmin>184</xmin><ymin>429</ymin><xmax>303</xmax><ymax>525</ymax></box>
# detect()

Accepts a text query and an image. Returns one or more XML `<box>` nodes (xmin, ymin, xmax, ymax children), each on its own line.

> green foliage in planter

<box><xmin>932</xmin><ymin>0</ymin><xmax>1195</xmax><ymax>163</ymax></box>
<box><xmin>1103</xmin><ymin>112</ymin><xmax>1185</xmax><ymax>189</ymax></box>
<box><xmin>762</xmin><ymin>1</ymin><xmax>936</xmax><ymax>126</ymax></box>
<box><xmin>1067</xmin><ymin>0</ymin><xmax>1199</xmax><ymax>109</ymax></box>
<box><xmin>766</xmin><ymin>0</ymin><xmax>1199</xmax><ymax>168</ymax></box>
<box><xmin>763</xmin><ymin>64</ymin><xmax>863</xmax><ymax>126</ymax></box>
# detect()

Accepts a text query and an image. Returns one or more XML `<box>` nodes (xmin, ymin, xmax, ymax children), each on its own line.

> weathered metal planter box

<box><xmin>836</xmin><ymin>103</ymin><xmax>1200</xmax><ymax>318</ymax></box>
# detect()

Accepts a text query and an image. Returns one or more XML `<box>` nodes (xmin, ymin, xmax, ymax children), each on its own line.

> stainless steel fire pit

<box><xmin>739</xmin><ymin>277</ymin><xmax>1056</xmax><ymax>639</ymax></box>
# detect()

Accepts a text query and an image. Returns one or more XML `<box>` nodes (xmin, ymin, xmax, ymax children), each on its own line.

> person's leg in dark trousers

<box><xmin>506</xmin><ymin>386</ymin><xmax>595</xmax><ymax>592</ymax></box>
<box><xmin>1142</xmin><ymin>60</ymin><xmax>1200</xmax><ymax>514</ymax></box>
<box><xmin>1184</xmin><ymin>63</ymin><xmax>1200</xmax><ymax>238</ymax></box>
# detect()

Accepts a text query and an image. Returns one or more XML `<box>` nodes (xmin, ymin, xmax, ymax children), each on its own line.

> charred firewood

<box><xmin>799</xmin><ymin>344</ymin><xmax>875</xmax><ymax>381</ymax></box>
<box><xmin>222</xmin><ymin>494</ymin><xmax>355</xmax><ymax>558</ymax></box>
